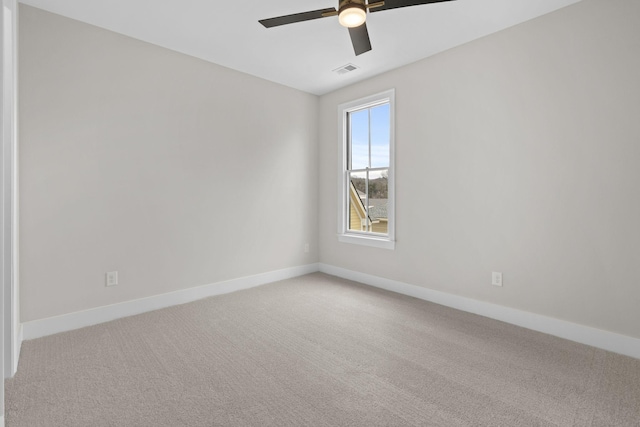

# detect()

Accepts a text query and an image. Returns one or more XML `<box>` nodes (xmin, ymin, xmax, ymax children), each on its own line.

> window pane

<box><xmin>348</xmin><ymin>171</ymin><xmax>368</xmax><ymax>232</ymax></box>
<box><xmin>349</xmin><ymin>109</ymin><xmax>369</xmax><ymax>170</ymax></box>
<box><xmin>367</xmin><ymin>169</ymin><xmax>389</xmax><ymax>235</ymax></box>
<box><xmin>340</xmin><ymin>90</ymin><xmax>394</xmax><ymax>246</ymax></box>
<box><xmin>370</xmin><ymin>104</ymin><xmax>390</xmax><ymax>168</ymax></box>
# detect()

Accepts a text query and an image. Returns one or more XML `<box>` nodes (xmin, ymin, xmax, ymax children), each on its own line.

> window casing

<box><xmin>338</xmin><ymin>90</ymin><xmax>395</xmax><ymax>250</ymax></box>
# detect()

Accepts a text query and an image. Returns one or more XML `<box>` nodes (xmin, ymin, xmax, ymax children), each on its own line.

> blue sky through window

<box><xmin>350</xmin><ymin>103</ymin><xmax>390</xmax><ymax>173</ymax></box>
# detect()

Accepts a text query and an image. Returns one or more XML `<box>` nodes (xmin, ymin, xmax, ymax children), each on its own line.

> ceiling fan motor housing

<box><xmin>339</xmin><ymin>0</ymin><xmax>367</xmax><ymax>14</ymax></box>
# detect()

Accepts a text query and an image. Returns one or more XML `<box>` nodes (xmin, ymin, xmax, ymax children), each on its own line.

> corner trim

<box><xmin>22</xmin><ymin>263</ymin><xmax>319</xmax><ymax>340</ymax></box>
<box><xmin>13</xmin><ymin>323</ymin><xmax>22</xmax><ymax>375</ymax></box>
<box><xmin>318</xmin><ymin>263</ymin><xmax>640</xmax><ymax>360</ymax></box>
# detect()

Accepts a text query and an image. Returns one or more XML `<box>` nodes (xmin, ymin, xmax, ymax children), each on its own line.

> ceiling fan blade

<box><xmin>259</xmin><ymin>8</ymin><xmax>337</xmax><ymax>28</ymax></box>
<box><xmin>369</xmin><ymin>0</ymin><xmax>456</xmax><ymax>13</ymax></box>
<box><xmin>348</xmin><ymin>23</ymin><xmax>372</xmax><ymax>56</ymax></box>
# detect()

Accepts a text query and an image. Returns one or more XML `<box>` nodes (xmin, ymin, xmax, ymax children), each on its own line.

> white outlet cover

<box><xmin>106</xmin><ymin>271</ymin><xmax>118</xmax><ymax>287</ymax></box>
<box><xmin>492</xmin><ymin>272</ymin><xmax>503</xmax><ymax>287</ymax></box>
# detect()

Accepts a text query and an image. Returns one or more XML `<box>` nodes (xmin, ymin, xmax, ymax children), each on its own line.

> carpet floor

<box><xmin>5</xmin><ymin>273</ymin><xmax>640</xmax><ymax>426</ymax></box>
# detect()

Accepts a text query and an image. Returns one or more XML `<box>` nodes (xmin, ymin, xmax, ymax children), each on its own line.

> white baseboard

<box><xmin>22</xmin><ymin>263</ymin><xmax>319</xmax><ymax>340</ymax></box>
<box><xmin>20</xmin><ymin>261</ymin><xmax>640</xmax><ymax>361</ymax></box>
<box><xmin>319</xmin><ymin>263</ymin><xmax>640</xmax><ymax>360</ymax></box>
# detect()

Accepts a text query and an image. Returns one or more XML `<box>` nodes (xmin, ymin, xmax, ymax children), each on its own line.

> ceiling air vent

<box><xmin>333</xmin><ymin>64</ymin><xmax>359</xmax><ymax>75</ymax></box>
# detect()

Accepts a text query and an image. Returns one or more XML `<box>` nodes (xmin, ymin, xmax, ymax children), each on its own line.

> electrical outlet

<box><xmin>106</xmin><ymin>271</ymin><xmax>118</xmax><ymax>287</ymax></box>
<box><xmin>492</xmin><ymin>272</ymin><xmax>503</xmax><ymax>287</ymax></box>
<box><xmin>304</xmin><ymin>243</ymin><xmax>310</xmax><ymax>253</ymax></box>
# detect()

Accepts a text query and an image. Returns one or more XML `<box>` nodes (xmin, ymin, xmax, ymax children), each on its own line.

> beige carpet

<box><xmin>6</xmin><ymin>273</ymin><xmax>640</xmax><ymax>426</ymax></box>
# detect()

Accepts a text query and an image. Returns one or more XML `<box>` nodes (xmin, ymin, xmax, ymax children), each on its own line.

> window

<box><xmin>338</xmin><ymin>90</ymin><xmax>395</xmax><ymax>249</ymax></box>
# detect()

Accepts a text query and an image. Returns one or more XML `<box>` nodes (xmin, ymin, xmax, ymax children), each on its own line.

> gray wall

<box><xmin>319</xmin><ymin>0</ymin><xmax>640</xmax><ymax>339</ymax></box>
<box><xmin>19</xmin><ymin>5</ymin><xmax>318</xmax><ymax>322</ymax></box>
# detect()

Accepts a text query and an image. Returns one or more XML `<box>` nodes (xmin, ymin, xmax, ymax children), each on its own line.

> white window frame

<box><xmin>337</xmin><ymin>89</ymin><xmax>395</xmax><ymax>250</ymax></box>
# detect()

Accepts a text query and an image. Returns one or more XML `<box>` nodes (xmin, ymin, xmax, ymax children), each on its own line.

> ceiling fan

<box><xmin>259</xmin><ymin>0</ymin><xmax>456</xmax><ymax>56</ymax></box>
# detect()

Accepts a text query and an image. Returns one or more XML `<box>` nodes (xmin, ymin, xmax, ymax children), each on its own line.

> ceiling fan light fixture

<box><xmin>338</xmin><ymin>5</ymin><xmax>366</xmax><ymax>28</ymax></box>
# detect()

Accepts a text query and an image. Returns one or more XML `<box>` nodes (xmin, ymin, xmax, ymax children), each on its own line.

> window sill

<box><xmin>338</xmin><ymin>234</ymin><xmax>395</xmax><ymax>250</ymax></box>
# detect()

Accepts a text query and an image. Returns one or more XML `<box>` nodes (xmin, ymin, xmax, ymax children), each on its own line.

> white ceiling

<box><xmin>20</xmin><ymin>0</ymin><xmax>582</xmax><ymax>95</ymax></box>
